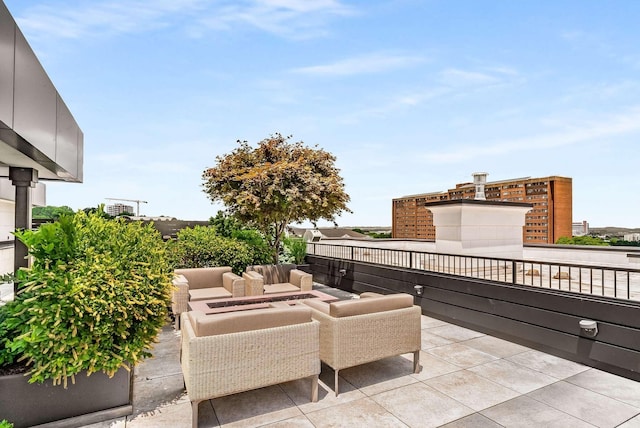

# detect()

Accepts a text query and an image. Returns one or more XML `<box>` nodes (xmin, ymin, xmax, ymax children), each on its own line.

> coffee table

<box><xmin>188</xmin><ymin>289</ymin><xmax>339</xmax><ymax>314</ymax></box>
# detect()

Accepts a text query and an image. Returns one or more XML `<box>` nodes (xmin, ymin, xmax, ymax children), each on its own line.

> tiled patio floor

<box><xmin>84</xmin><ymin>286</ymin><xmax>640</xmax><ymax>428</ymax></box>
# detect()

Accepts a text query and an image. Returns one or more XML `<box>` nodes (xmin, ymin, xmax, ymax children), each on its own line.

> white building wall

<box><xmin>623</xmin><ymin>233</ymin><xmax>640</xmax><ymax>242</ymax></box>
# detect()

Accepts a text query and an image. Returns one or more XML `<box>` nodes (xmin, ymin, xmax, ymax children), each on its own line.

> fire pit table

<box><xmin>188</xmin><ymin>289</ymin><xmax>339</xmax><ymax>314</ymax></box>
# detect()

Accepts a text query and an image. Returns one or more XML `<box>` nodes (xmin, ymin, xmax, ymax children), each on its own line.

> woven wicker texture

<box><xmin>244</xmin><ymin>265</ymin><xmax>313</xmax><ymax>294</ymax></box>
<box><xmin>172</xmin><ymin>281</ymin><xmax>189</xmax><ymax>315</ymax></box>
<box><xmin>181</xmin><ymin>313</ymin><xmax>320</xmax><ymax>402</ymax></box>
<box><xmin>242</xmin><ymin>271</ymin><xmax>264</xmax><ymax>296</ymax></box>
<box><xmin>309</xmin><ymin>305</ymin><xmax>421</xmax><ymax>371</ymax></box>
<box><xmin>172</xmin><ymin>268</ymin><xmax>243</xmax><ymax>322</ymax></box>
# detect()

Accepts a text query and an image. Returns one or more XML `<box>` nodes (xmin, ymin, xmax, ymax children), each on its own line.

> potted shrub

<box><xmin>0</xmin><ymin>209</ymin><xmax>173</xmax><ymax>427</ymax></box>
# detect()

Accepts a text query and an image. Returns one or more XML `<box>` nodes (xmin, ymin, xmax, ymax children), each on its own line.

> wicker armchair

<box><xmin>243</xmin><ymin>264</ymin><xmax>313</xmax><ymax>295</ymax></box>
<box><xmin>172</xmin><ymin>267</ymin><xmax>244</xmax><ymax>329</ymax></box>
<box><xmin>303</xmin><ymin>293</ymin><xmax>421</xmax><ymax>396</ymax></box>
<box><xmin>181</xmin><ymin>307</ymin><xmax>320</xmax><ymax>427</ymax></box>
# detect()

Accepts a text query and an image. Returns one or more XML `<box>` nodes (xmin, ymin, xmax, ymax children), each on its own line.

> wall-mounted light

<box><xmin>414</xmin><ymin>285</ymin><xmax>424</xmax><ymax>296</ymax></box>
<box><xmin>338</xmin><ymin>269</ymin><xmax>347</xmax><ymax>276</ymax></box>
<box><xmin>579</xmin><ymin>319</ymin><xmax>598</xmax><ymax>337</ymax></box>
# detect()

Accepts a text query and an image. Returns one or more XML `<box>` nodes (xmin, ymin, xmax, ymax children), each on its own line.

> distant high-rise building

<box><xmin>392</xmin><ymin>175</ymin><xmax>572</xmax><ymax>244</ymax></box>
<box><xmin>107</xmin><ymin>203</ymin><xmax>134</xmax><ymax>217</ymax></box>
<box><xmin>572</xmin><ymin>220</ymin><xmax>589</xmax><ymax>237</ymax></box>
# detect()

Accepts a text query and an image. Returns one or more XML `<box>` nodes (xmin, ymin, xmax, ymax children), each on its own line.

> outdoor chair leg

<box><xmin>191</xmin><ymin>400</ymin><xmax>201</xmax><ymax>428</ymax></box>
<box><xmin>311</xmin><ymin>374</ymin><xmax>319</xmax><ymax>402</ymax></box>
<box><xmin>413</xmin><ymin>350</ymin><xmax>421</xmax><ymax>373</ymax></box>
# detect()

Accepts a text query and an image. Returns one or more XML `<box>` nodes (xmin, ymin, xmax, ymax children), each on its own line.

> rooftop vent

<box><xmin>472</xmin><ymin>172</ymin><xmax>488</xmax><ymax>200</ymax></box>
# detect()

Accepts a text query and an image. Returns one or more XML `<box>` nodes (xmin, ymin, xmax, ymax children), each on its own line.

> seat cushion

<box><xmin>329</xmin><ymin>293</ymin><xmax>414</xmax><ymax>318</ymax></box>
<box><xmin>189</xmin><ymin>306</ymin><xmax>312</xmax><ymax>336</ymax></box>
<box><xmin>189</xmin><ymin>287</ymin><xmax>233</xmax><ymax>301</ymax></box>
<box><xmin>264</xmin><ymin>283</ymin><xmax>301</xmax><ymax>294</ymax></box>
<box><xmin>175</xmin><ymin>267</ymin><xmax>232</xmax><ymax>290</ymax></box>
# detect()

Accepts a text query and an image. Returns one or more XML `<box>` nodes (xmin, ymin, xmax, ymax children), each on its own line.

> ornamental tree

<box><xmin>202</xmin><ymin>133</ymin><xmax>351</xmax><ymax>263</ymax></box>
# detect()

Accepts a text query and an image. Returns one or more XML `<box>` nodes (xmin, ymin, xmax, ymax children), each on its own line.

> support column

<box><xmin>9</xmin><ymin>167</ymin><xmax>38</xmax><ymax>294</ymax></box>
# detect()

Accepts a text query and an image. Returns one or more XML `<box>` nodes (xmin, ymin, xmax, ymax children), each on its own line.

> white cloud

<box><xmin>423</xmin><ymin>107</ymin><xmax>640</xmax><ymax>163</ymax></box>
<box><xmin>12</xmin><ymin>0</ymin><xmax>353</xmax><ymax>41</ymax></box>
<box><xmin>340</xmin><ymin>66</ymin><xmax>519</xmax><ymax>122</ymax></box>
<box><xmin>14</xmin><ymin>0</ymin><xmax>207</xmax><ymax>40</ymax></box>
<box><xmin>293</xmin><ymin>53</ymin><xmax>427</xmax><ymax>76</ymax></box>
<box><xmin>186</xmin><ymin>0</ymin><xmax>355</xmax><ymax>39</ymax></box>
<box><xmin>439</xmin><ymin>68</ymin><xmax>500</xmax><ymax>86</ymax></box>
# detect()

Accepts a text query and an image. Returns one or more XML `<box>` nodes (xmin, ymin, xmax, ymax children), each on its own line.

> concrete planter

<box><xmin>0</xmin><ymin>365</ymin><xmax>132</xmax><ymax>428</ymax></box>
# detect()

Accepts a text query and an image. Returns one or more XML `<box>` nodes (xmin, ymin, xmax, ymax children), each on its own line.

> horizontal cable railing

<box><xmin>307</xmin><ymin>242</ymin><xmax>640</xmax><ymax>302</ymax></box>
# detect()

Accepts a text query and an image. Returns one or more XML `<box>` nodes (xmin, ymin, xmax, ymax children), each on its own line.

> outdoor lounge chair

<box><xmin>303</xmin><ymin>292</ymin><xmax>421</xmax><ymax>396</ymax></box>
<box><xmin>172</xmin><ymin>267</ymin><xmax>244</xmax><ymax>329</ymax></box>
<box><xmin>243</xmin><ymin>263</ymin><xmax>313</xmax><ymax>295</ymax></box>
<box><xmin>181</xmin><ymin>306</ymin><xmax>320</xmax><ymax>427</ymax></box>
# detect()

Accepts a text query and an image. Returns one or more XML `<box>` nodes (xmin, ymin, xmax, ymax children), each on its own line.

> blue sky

<box><xmin>5</xmin><ymin>0</ymin><xmax>640</xmax><ymax>227</ymax></box>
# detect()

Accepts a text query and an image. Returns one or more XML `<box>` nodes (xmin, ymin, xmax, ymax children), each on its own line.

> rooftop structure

<box><xmin>393</xmin><ymin>175</ymin><xmax>572</xmax><ymax>244</ymax></box>
<box><xmin>0</xmin><ymin>2</ymin><xmax>83</xmax><ymax>278</ymax></box>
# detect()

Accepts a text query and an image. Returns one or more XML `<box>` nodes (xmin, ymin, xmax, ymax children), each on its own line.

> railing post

<box><xmin>351</xmin><ymin>246</ymin><xmax>354</xmax><ymax>261</ymax></box>
<box><xmin>512</xmin><ymin>261</ymin><xmax>517</xmax><ymax>284</ymax></box>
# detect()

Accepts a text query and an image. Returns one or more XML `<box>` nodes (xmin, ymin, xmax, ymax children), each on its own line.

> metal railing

<box><xmin>307</xmin><ymin>242</ymin><xmax>640</xmax><ymax>302</ymax></box>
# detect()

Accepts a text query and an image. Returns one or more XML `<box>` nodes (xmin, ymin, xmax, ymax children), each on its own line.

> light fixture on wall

<box><xmin>579</xmin><ymin>319</ymin><xmax>598</xmax><ymax>337</ymax></box>
<box><xmin>414</xmin><ymin>285</ymin><xmax>424</xmax><ymax>296</ymax></box>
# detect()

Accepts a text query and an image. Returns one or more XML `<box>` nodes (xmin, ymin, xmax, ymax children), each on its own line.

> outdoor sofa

<box><xmin>243</xmin><ymin>263</ymin><xmax>313</xmax><ymax>295</ymax></box>
<box><xmin>172</xmin><ymin>267</ymin><xmax>244</xmax><ymax>329</ymax></box>
<box><xmin>181</xmin><ymin>306</ymin><xmax>320</xmax><ymax>427</ymax></box>
<box><xmin>303</xmin><ymin>292</ymin><xmax>421</xmax><ymax>395</ymax></box>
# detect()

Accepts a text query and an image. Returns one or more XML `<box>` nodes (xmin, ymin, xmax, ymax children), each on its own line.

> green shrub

<box><xmin>232</xmin><ymin>229</ymin><xmax>272</xmax><ymax>265</ymax></box>
<box><xmin>209</xmin><ymin>210</ymin><xmax>272</xmax><ymax>265</ymax></box>
<box><xmin>0</xmin><ymin>210</ymin><xmax>173</xmax><ymax>386</ymax></box>
<box><xmin>282</xmin><ymin>236</ymin><xmax>307</xmax><ymax>264</ymax></box>
<box><xmin>167</xmin><ymin>225</ymin><xmax>254</xmax><ymax>274</ymax></box>
<box><xmin>0</xmin><ymin>419</ymin><xmax>13</xmax><ymax>428</ymax></box>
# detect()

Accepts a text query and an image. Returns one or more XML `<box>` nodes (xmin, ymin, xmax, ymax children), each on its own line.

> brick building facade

<box><xmin>392</xmin><ymin>176</ymin><xmax>572</xmax><ymax>244</ymax></box>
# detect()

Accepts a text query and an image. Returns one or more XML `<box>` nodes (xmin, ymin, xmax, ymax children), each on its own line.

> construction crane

<box><xmin>105</xmin><ymin>198</ymin><xmax>148</xmax><ymax>216</ymax></box>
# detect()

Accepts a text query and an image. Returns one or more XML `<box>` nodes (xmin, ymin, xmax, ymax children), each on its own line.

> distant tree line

<box><xmin>555</xmin><ymin>236</ymin><xmax>640</xmax><ymax>247</ymax></box>
<box><xmin>352</xmin><ymin>228</ymin><xmax>392</xmax><ymax>239</ymax></box>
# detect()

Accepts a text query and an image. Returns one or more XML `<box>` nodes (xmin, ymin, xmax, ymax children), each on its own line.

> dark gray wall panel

<box><xmin>13</xmin><ymin>30</ymin><xmax>57</xmax><ymax>160</ymax></box>
<box><xmin>0</xmin><ymin>2</ymin><xmax>14</xmax><ymax>128</ymax></box>
<box><xmin>56</xmin><ymin>95</ymin><xmax>79</xmax><ymax>177</ymax></box>
<box><xmin>76</xmin><ymin>129</ymin><xmax>83</xmax><ymax>181</ymax></box>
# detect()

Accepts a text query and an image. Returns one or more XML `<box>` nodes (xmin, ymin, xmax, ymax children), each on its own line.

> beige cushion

<box><xmin>175</xmin><ymin>267</ymin><xmax>232</xmax><ymax>290</ymax></box>
<box><xmin>329</xmin><ymin>293</ymin><xmax>414</xmax><ymax>318</ymax></box>
<box><xmin>302</xmin><ymin>298</ymin><xmax>330</xmax><ymax>314</ymax></box>
<box><xmin>189</xmin><ymin>306</ymin><xmax>312</xmax><ymax>336</ymax></box>
<box><xmin>222</xmin><ymin>272</ymin><xmax>242</xmax><ymax>289</ymax></box>
<box><xmin>189</xmin><ymin>287</ymin><xmax>232</xmax><ymax>301</ymax></box>
<box><xmin>264</xmin><ymin>282</ymin><xmax>301</xmax><ymax>294</ymax></box>
<box><xmin>359</xmin><ymin>292</ymin><xmax>383</xmax><ymax>299</ymax></box>
<box><xmin>247</xmin><ymin>264</ymin><xmax>296</xmax><ymax>284</ymax></box>
<box><xmin>173</xmin><ymin>274</ymin><xmax>188</xmax><ymax>285</ymax></box>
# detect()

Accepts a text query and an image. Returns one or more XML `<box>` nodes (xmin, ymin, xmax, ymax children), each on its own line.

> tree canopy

<box><xmin>32</xmin><ymin>205</ymin><xmax>74</xmax><ymax>220</ymax></box>
<box><xmin>202</xmin><ymin>133</ymin><xmax>351</xmax><ymax>262</ymax></box>
<box><xmin>555</xmin><ymin>236</ymin><xmax>609</xmax><ymax>246</ymax></box>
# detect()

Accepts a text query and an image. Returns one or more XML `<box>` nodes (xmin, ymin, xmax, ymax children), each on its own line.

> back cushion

<box><xmin>190</xmin><ymin>306</ymin><xmax>312</xmax><ymax>336</ymax></box>
<box><xmin>175</xmin><ymin>267</ymin><xmax>231</xmax><ymax>290</ymax></box>
<box><xmin>329</xmin><ymin>293</ymin><xmax>414</xmax><ymax>318</ymax></box>
<box><xmin>247</xmin><ymin>264</ymin><xmax>295</xmax><ymax>284</ymax></box>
